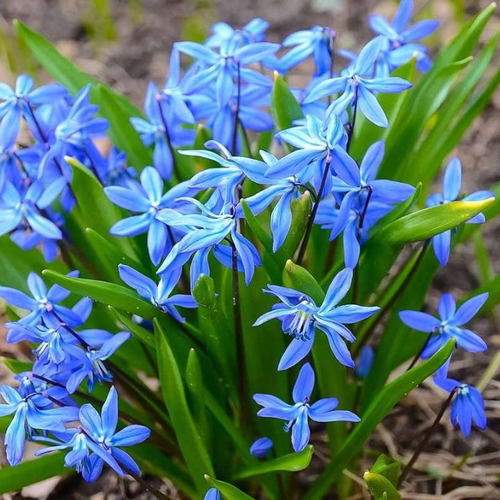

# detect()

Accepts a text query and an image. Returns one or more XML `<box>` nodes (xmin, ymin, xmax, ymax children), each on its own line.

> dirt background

<box><xmin>0</xmin><ymin>0</ymin><xmax>499</xmax><ymax>499</ymax></box>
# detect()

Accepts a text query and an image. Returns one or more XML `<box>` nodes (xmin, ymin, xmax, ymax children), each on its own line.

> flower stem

<box><xmin>120</xmin><ymin>464</ymin><xmax>173</xmax><ymax>500</ymax></box>
<box><xmin>229</xmin><ymin>237</ymin><xmax>250</xmax><ymax>424</ymax></box>
<box><xmin>346</xmin><ymin>87</ymin><xmax>359</xmax><ymax>153</ymax></box>
<box><xmin>398</xmin><ymin>387</ymin><xmax>458</xmax><ymax>487</ymax></box>
<box><xmin>406</xmin><ymin>331</ymin><xmax>433</xmax><ymax>372</ymax></box>
<box><xmin>297</xmin><ymin>155</ymin><xmax>332</xmax><ymax>265</ymax></box>
<box><xmin>231</xmin><ymin>60</ymin><xmax>242</xmax><ymax>155</ymax></box>
<box><xmin>156</xmin><ymin>99</ymin><xmax>178</xmax><ymax>179</ymax></box>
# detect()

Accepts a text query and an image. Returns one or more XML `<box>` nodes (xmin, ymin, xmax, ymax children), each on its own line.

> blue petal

<box><xmin>321</xmin><ymin>268</ymin><xmax>353</xmax><ymax>312</ymax></box>
<box><xmin>438</xmin><ymin>293</ymin><xmax>456</xmax><ymax>321</ymax></box>
<box><xmin>293</xmin><ymin>363</ymin><xmax>315</xmax><ymax>403</ymax></box>
<box><xmin>450</xmin><ymin>293</ymin><xmax>488</xmax><ymax>326</ymax></box>
<box><xmin>398</xmin><ymin>310</ymin><xmax>440</xmax><ymax>332</ymax></box>
<box><xmin>278</xmin><ymin>336</ymin><xmax>314</xmax><ymax>371</ymax></box>
<box><xmin>291</xmin><ymin>407</ymin><xmax>310</xmax><ymax>452</ymax></box>
<box><xmin>432</xmin><ymin>230</ymin><xmax>451</xmax><ymax>266</ymax></box>
<box><xmin>357</xmin><ymin>84</ymin><xmax>388</xmax><ymax>128</ymax></box>
<box><xmin>443</xmin><ymin>157</ymin><xmax>462</xmax><ymax>202</ymax></box>
<box><xmin>118</xmin><ymin>265</ymin><xmax>157</xmax><ymax>302</ymax></box>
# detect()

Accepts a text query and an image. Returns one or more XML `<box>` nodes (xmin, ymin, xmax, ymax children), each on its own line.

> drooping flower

<box><xmin>118</xmin><ymin>264</ymin><xmax>197</xmax><ymax>322</ymax></box>
<box><xmin>303</xmin><ymin>37</ymin><xmax>412</xmax><ymax>127</ymax></box>
<box><xmin>399</xmin><ymin>292</ymin><xmax>488</xmax><ymax>358</ymax></box>
<box><xmin>250</xmin><ymin>437</ymin><xmax>273</xmax><ymax>458</ymax></box>
<box><xmin>426</xmin><ymin>157</ymin><xmax>494</xmax><ymax>266</ymax></box>
<box><xmin>254</xmin><ymin>268</ymin><xmax>379</xmax><ymax>370</ymax></box>
<box><xmin>356</xmin><ymin>345</ymin><xmax>375</xmax><ymax>378</ymax></box>
<box><xmin>254</xmin><ymin>363</ymin><xmax>359</xmax><ymax>452</ymax></box>
<box><xmin>433</xmin><ymin>358</ymin><xmax>486</xmax><ymax>437</ymax></box>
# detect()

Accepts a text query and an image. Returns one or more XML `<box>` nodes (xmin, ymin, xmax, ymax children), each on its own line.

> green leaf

<box><xmin>155</xmin><ymin>319</ymin><xmax>214</xmax><ymax>495</ymax></box>
<box><xmin>303</xmin><ymin>341</ymin><xmax>454</xmax><ymax>500</ymax></box>
<box><xmin>380</xmin><ymin>198</ymin><xmax>494</xmax><ymax>246</ymax></box>
<box><xmin>205</xmin><ymin>476</ymin><xmax>255</xmax><ymax>500</ymax></box>
<box><xmin>233</xmin><ymin>445</ymin><xmax>314</xmax><ymax>480</ymax></box>
<box><xmin>370</xmin><ymin>455</ymin><xmax>401</xmax><ymax>487</ymax></box>
<box><xmin>271</xmin><ymin>74</ymin><xmax>304</xmax><ymax>131</ymax></box>
<box><xmin>0</xmin><ymin>453</ymin><xmax>71</xmax><ymax>495</ymax></box>
<box><xmin>108</xmin><ymin>306</ymin><xmax>156</xmax><ymax>348</ymax></box>
<box><xmin>364</xmin><ymin>472</ymin><xmax>401</xmax><ymax>500</ymax></box>
<box><xmin>42</xmin><ymin>269</ymin><xmax>159</xmax><ymax>319</ymax></box>
<box><xmin>283</xmin><ymin>192</ymin><xmax>313</xmax><ymax>257</ymax></box>
<box><xmin>2</xmin><ymin>357</ymin><xmax>31</xmax><ymax>374</ymax></box>
<box><xmin>282</xmin><ymin>260</ymin><xmax>324</xmax><ymax>304</ymax></box>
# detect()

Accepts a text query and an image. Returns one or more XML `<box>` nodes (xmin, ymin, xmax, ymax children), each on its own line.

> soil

<box><xmin>0</xmin><ymin>0</ymin><xmax>499</xmax><ymax>499</ymax></box>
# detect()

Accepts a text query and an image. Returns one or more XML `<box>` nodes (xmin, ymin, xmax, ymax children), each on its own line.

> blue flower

<box><xmin>356</xmin><ymin>345</ymin><xmax>375</xmax><ymax>378</ymax></box>
<box><xmin>64</xmin><ymin>332</ymin><xmax>131</xmax><ymax>393</ymax></box>
<box><xmin>0</xmin><ymin>74</ymin><xmax>67</xmax><ymax>140</ymax></box>
<box><xmin>243</xmin><ymin>150</ymin><xmax>308</xmax><ymax>252</ymax></box>
<box><xmin>177</xmin><ymin>40</ymin><xmax>279</xmax><ymax>109</ymax></box>
<box><xmin>426</xmin><ymin>157</ymin><xmax>494</xmax><ymax>266</ymax></box>
<box><xmin>0</xmin><ymin>181</ymin><xmax>63</xmax><ymax>243</ymax></box>
<box><xmin>254</xmin><ymin>268</ymin><xmax>379</xmax><ymax>370</ymax></box>
<box><xmin>303</xmin><ymin>37</ymin><xmax>412</xmax><ymax>127</ymax></box>
<box><xmin>267</xmin><ymin>114</ymin><xmax>346</xmax><ymax>184</ymax></box>
<box><xmin>105</xmin><ymin>167</ymin><xmax>194</xmax><ymax>265</ymax></box>
<box><xmin>157</xmin><ymin>199</ymin><xmax>260</xmax><ymax>286</ymax></box>
<box><xmin>118</xmin><ymin>264</ymin><xmax>197</xmax><ymax>322</ymax></box>
<box><xmin>399</xmin><ymin>292</ymin><xmax>488</xmax><ymax>359</ymax></box>
<box><xmin>250</xmin><ymin>437</ymin><xmax>273</xmax><ymax>458</ymax></box>
<box><xmin>102</xmin><ymin>147</ymin><xmax>136</xmax><ymax>187</ymax></box>
<box><xmin>204</xmin><ymin>488</ymin><xmax>221</xmax><ymax>500</ymax></box>
<box><xmin>254</xmin><ymin>363</ymin><xmax>359</xmax><ymax>452</ymax></box>
<box><xmin>180</xmin><ymin>140</ymin><xmax>270</xmax><ymax>204</ymax></box>
<box><xmin>279</xmin><ymin>26</ymin><xmax>335</xmax><ymax>76</ymax></box>
<box><xmin>205</xmin><ymin>18</ymin><xmax>269</xmax><ymax>48</ymax></box>
<box><xmin>37</xmin><ymin>387</ymin><xmax>150</xmax><ymax>480</ymax></box>
<box><xmin>0</xmin><ymin>385</ymin><xmax>79</xmax><ymax>465</ymax></box>
<box><xmin>369</xmin><ymin>0</ymin><xmax>439</xmax><ymax>73</ymax></box>
<box><xmin>0</xmin><ymin>271</ymin><xmax>82</xmax><ymax>329</ymax></box>
<box><xmin>433</xmin><ymin>359</ymin><xmax>486</xmax><ymax>437</ymax></box>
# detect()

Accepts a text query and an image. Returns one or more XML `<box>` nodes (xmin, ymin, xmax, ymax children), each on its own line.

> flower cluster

<box><xmin>0</xmin><ymin>1</ymin><xmax>493</xmax><ymax>493</ymax></box>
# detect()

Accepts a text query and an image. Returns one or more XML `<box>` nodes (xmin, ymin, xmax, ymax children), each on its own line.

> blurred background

<box><xmin>0</xmin><ymin>1</ymin><xmax>499</xmax><ymax>499</ymax></box>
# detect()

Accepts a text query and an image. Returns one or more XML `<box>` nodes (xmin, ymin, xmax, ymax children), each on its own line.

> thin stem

<box><xmin>346</xmin><ymin>86</ymin><xmax>359</xmax><ymax>153</ymax></box>
<box><xmin>406</xmin><ymin>331</ymin><xmax>433</xmax><ymax>372</ymax></box>
<box><xmin>156</xmin><ymin>99</ymin><xmax>178</xmax><ymax>178</ymax></box>
<box><xmin>229</xmin><ymin>236</ymin><xmax>249</xmax><ymax>424</ymax></box>
<box><xmin>231</xmin><ymin>60</ymin><xmax>242</xmax><ymax>155</ymax></box>
<box><xmin>50</xmin><ymin>310</ymin><xmax>90</xmax><ymax>348</ymax></box>
<box><xmin>297</xmin><ymin>155</ymin><xmax>332</xmax><ymax>265</ymax></box>
<box><xmin>120</xmin><ymin>463</ymin><xmax>173</xmax><ymax>500</ymax></box>
<box><xmin>85</xmin><ymin>149</ymin><xmax>105</xmax><ymax>185</ymax></box>
<box><xmin>352</xmin><ymin>240</ymin><xmax>430</xmax><ymax>358</ymax></box>
<box><xmin>327</xmin><ymin>32</ymin><xmax>336</xmax><ymax>106</ymax></box>
<box><xmin>398</xmin><ymin>388</ymin><xmax>458</xmax><ymax>486</ymax></box>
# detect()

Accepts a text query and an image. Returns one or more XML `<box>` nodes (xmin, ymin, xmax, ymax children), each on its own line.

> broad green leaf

<box><xmin>380</xmin><ymin>198</ymin><xmax>494</xmax><ymax>246</ymax></box>
<box><xmin>473</xmin><ymin>230</ymin><xmax>494</xmax><ymax>285</ymax></box>
<box><xmin>271</xmin><ymin>74</ymin><xmax>304</xmax><ymax>131</ymax></box>
<box><xmin>370</xmin><ymin>455</ymin><xmax>401</xmax><ymax>487</ymax></box>
<box><xmin>303</xmin><ymin>341</ymin><xmax>454</xmax><ymax>500</ymax></box>
<box><xmin>155</xmin><ymin>319</ymin><xmax>214</xmax><ymax>495</ymax></box>
<box><xmin>42</xmin><ymin>269</ymin><xmax>159</xmax><ymax>319</ymax></box>
<box><xmin>364</xmin><ymin>472</ymin><xmax>400</xmax><ymax>500</ymax></box>
<box><xmin>283</xmin><ymin>260</ymin><xmax>324</xmax><ymax>304</ymax></box>
<box><xmin>233</xmin><ymin>445</ymin><xmax>314</xmax><ymax>480</ymax></box>
<box><xmin>96</xmin><ymin>84</ymin><xmax>153</xmax><ymax>170</ymax></box>
<box><xmin>205</xmin><ymin>476</ymin><xmax>255</xmax><ymax>500</ymax></box>
<box><xmin>283</xmin><ymin>192</ymin><xmax>312</xmax><ymax>257</ymax></box>
<box><xmin>0</xmin><ymin>453</ymin><xmax>71</xmax><ymax>495</ymax></box>
<box><xmin>2</xmin><ymin>357</ymin><xmax>31</xmax><ymax>374</ymax></box>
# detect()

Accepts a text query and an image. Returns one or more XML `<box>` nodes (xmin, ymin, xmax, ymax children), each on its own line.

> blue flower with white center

<box><xmin>303</xmin><ymin>37</ymin><xmax>412</xmax><ymax>127</ymax></box>
<box><xmin>267</xmin><ymin>114</ymin><xmax>346</xmax><ymax>186</ymax></box>
<box><xmin>250</xmin><ymin>437</ymin><xmax>273</xmax><ymax>458</ymax></box>
<box><xmin>37</xmin><ymin>387</ymin><xmax>151</xmax><ymax>480</ymax></box>
<box><xmin>0</xmin><ymin>385</ymin><xmax>79</xmax><ymax>465</ymax></box>
<box><xmin>105</xmin><ymin>166</ymin><xmax>195</xmax><ymax>266</ymax></box>
<box><xmin>243</xmin><ymin>150</ymin><xmax>308</xmax><ymax>252</ymax></box>
<box><xmin>179</xmin><ymin>140</ymin><xmax>270</xmax><ymax>204</ymax></box>
<box><xmin>102</xmin><ymin>147</ymin><xmax>136</xmax><ymax>187</ymax></box>
<box><xmin>118</xmin><ymin>264</ymin><xmax>197</xmax><ymax>322</ymax></box>
<box><xmin>254</xmin><ymin>268</ymin><xmax>379</xmax><ymax>370</ymax></box>
<box><xmin>254</xmin><ymin>363</ymin><xmax>360</xmax><ymax>452</ymax></box>
<box><xmin>0</xmin><ymin>180</ymin><xmax>63</xmax><ymax>243</ymax></box>
<box><xmin>279</xmin><ymin>26</ymin><xmax>335</xmax><ymax>76</ymax></box>
<box><xmin>0</xmin><ymin>271</ymin><xmax>83</xmax><ymax>329</ymax></box>
<box><xmin>399</xmin><ymin>292</ymin><xmax>488</xmax><ymax>359</ymax></box>
<box><xmin>64</xmin><ymin>332</ymin><xmax>131</xmax><ymax>394</ymax></box>
<box><xmin>369</xmin><ymin>0</ymin><xmax>439</xmax><ymax>73</ymax></box>
<box><xmin>157</xmin><ymin>199</ymin><xmax>261</xmax><ymax>286</ymax></box>
<box><xmin>433</xmin><ymin>358</ymin><xmax>486</xmax><ymax>437</ymax></box>
<box><xmin>177</xmin><ymin>40</ymin><xmax>279</xmax><ymax>109</ymax></box>
<box><xmin>426</xmin><ymin>157</ymin><xmax>494</xmax><ymax>266</ymax></box>
<box><xmin>0</xmin><ymin>74</ymin><xmax>67</xmax><ymax>140</ymax></box>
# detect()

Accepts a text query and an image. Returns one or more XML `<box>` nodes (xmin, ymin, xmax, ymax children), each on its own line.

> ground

<box><xmin>0</xmin><ymin>0</ymin><xmax>499</xmax><ymax>498</ymax></box>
